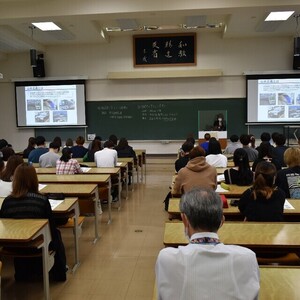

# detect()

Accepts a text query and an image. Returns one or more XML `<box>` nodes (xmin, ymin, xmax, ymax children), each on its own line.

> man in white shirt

<box><xmin>155</xmin><ymin>188</ymin><xmax>260</xmax><ymax>300</ymax></box>
<box><xmin>94</xmin><ymin>140</ymin><xmax>117</xmax><ymax>167</ymax></box>
<box><xmin>39</xmin><ymin>142</ymin><xmax>60</xmax><ymax>167</ymax></box>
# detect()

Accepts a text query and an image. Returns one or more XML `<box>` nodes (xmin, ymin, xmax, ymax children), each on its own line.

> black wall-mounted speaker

<box><xmin>30</xmin><ymin>49</ymin><xmax>37</xmax><ymax>67</ymax></box>
<box><xmin>32</xmin><ymin>56</ymin><xmax>45</xmax><ymax>77</ymax></box>
<box><xmin>293</xmin><ymin>37</ymin><xmax>300</xmax><ymax>70</ymax></box>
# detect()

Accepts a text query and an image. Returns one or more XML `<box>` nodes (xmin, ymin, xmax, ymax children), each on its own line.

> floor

<box><xmin>1</xmin><ymin>159</ymin><xmax>173</xmax><ymax>300</ymax></box>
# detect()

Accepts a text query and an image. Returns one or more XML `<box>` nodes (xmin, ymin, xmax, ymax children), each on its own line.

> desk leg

<box><xmin>72</xmin><ymin>203</ymin><xmax>80</xmax><ymax>272</ymax></box>
<box><xmin>41</xmin><ymin>226</ymin><xmax>51</xmax><ymax>300</ymax></box>
<box><xmin>118</xmin><ymin>172</ymin><xmax>122</xmax><ymax>211</ymax></box>
<box><xmin>93</xmin><ymin>188</ymin><xmax>101</xmax><ymax>243</ymax></box>
<box><xmin>107</xmin><ymin>178</ymin><xmax>112</xmax><ymax>225</ymax></box>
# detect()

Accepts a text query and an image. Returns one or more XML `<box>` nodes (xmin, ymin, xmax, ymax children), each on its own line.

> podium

<box><xmin>198</xmin><ymin>131</ymin><xmax>227</xmax><ymax>149</ymax></box>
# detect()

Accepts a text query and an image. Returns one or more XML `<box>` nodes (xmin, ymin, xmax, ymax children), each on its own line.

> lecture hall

<box><xmin>1</xmin><ymin>1</ymin><xmax>300</xmax><ymax>299</ymax></box>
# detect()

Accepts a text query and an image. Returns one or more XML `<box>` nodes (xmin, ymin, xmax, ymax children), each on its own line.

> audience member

<box><xmin>200</xmin><ymin>133</ymin><xmax>210</xmax><ymax>154</ymax></box>
<box><xmin>1</xmin><ymin>146</ymin><xmax>15</xmax><ymax>161</ymax></box>
<box><xmin>0</xmin><ymin>163</ymin><xmax>67</xmax><ymax>281</ymax></box>
<box><xmin>175</xmin><ymin>142</ymin><xmax>194</xmax><ymax>172</ymax></box>
<box><xmin>239</xmin><ymin>161</ymin><xmax>285</xmax><ymax>222</ymax></box>
<box><xmin>0</xmin><ymin>139</ymin><xmax>9</xmax><ymax>149</ymax></box>
<box><xmin>94</xmin><ymin>140</ymin><xmax>118</xmax><ymax>167</ymax></box>
<box><xmin>272</xmin><ymin>133</ymin><xmax>288</xmax><ymax>168</ymax></box>
<box><xmin>249</xmin><ymin>134</ymin><xmax>256</xmax><ymax>149</ymax></box>
<box><xmin>205</xmin><ymin>138</ymin><xmax>227</xmax><ymax>167</ymax></box>
<box><xmin>224</xmin><ymin>148</ymin><xmax>253</xmax><ymax>186</ymax></box>
<box><xmin>0</xmin><ymin>155</ymin><xmax>23</xmax><ymax>197</ymax></box>
<box><xmin>56</xmin><ymin>147</ymin><xmax>83</xmax><ymax>174</ymax></box>
<box><xmin>173</xmin><ymin>146</ymin><xmax>217</xmax><ymax>195</ymax></box>
<box><xmin>156</xmin><ymin>188</ymin><xmax>260</xmax><ymax>300</ymax></box>
<box><xmin>39</xmin><ymin>142</ymin><xmax>60</xmax><ymax>167</ymax></box>
<box><xmin>115</xmin><ymin>137</ymin><xmax>136</xmax><ymax>159</ymax></box>
<box><xmin>256</xmin><ymin>132</ymin><xmax>273</xmax><ymax>153</ymax></box>
<box><xmin>223</xmin><ymin>134</ymin><xmax>241</xmax><ymax>154</ymax></box>
<box><xmin>28</xmin><ymin>136</ymin><xmax>48</xmax><ymax>163</ymax></box>
<box><xmin>0</xmin><ymin>152</ymin><xmax>4</xmax><ymax>173</ymax></box>
<box><xmin>22</xmin><ymin>137</ymin><xmax>36</xmax><ymax>159</ymax></box>
<box><xmin>84</xmin><ymin>139</ymin><xmax>102</xmax><ymax>162</ymax></box>
<box><xmin>88</xmin><ymin>136</ymin><xmax>102</xmax><ymax>151</ymax></box>
<box><xmin>109</xmin><ymin>134</ymin><xmax>118</xmax><ymax>148</ymax></box>
<box><xmin>240</xmin><ymin>134</ymin><xmax>258</xmax><ymax>161</ymax></box>
<box><xmin>71</xmin><ymin>136</ymin><xmax>88</xmax><ymax>158</ymax></box>
<box><xmin>65</xmin><ymin>138</ymin><xmax>74</xmax><ymax>148</ymax></box>
<box><xmin>52</xmin><ymin>136</ymin><xmax>62</xmax><ymax>148</ymax></box>
<box><xmin>276</xmin><ymin>147</ymin><xmax>300</xmax><ymax>198</ymax></box>
<box><xmin>271</xmin><ymin>132</ymin><xmax>280</xmax><ymax>147</ymax></box>
<box><xmin>252</xmin><ymin>142</ymin><xmax>281</xmax><ymax>172</ymax></box>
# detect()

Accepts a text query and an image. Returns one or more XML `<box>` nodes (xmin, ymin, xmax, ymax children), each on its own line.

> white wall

<box><xmin>0</xmin><ymin>33</ymin><xmax>295</xmax><ymax>152</ymax></box>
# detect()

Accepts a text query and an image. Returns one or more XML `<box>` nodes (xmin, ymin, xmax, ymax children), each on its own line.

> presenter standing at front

<box><xmin>213</xmin><ymin>113</ymin><xmax>226</xmax><ymax>131</ymax></box>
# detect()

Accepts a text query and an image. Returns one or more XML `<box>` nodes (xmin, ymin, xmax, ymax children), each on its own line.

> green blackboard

<box><xmin>86</xmin><ymin>99</ymin><xmax>247</xmax><ymax>140</ymax></box>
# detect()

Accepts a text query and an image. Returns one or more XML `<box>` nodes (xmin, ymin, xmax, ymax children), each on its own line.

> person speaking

<box><xmin>213</xmin><ymin>113</ymin><xmax>226</xmax><ymax>131</ymax></box>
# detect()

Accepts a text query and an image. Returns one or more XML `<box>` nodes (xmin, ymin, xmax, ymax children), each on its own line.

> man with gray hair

<box><xmin>155</xmin><ymin>188</ymin><xmax>260</xmax><ymax>300</ymax></box>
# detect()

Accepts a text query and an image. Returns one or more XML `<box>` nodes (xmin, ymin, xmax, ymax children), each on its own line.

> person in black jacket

<box><xmin>175</xmin><ymin>142</ymin><xmax>194</xmax><ymax>173</ymax></box>
<box><xmin>0</xmin><ymin>163</ymin><xmax>67</xmax><ymax>282</ymax></box>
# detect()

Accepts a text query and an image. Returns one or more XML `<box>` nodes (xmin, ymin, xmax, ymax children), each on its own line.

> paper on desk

<box><xmin>116</xmin><ymin>162</ymin><xmax>122</xmax><ymax>166</ymax></box>
<box><xmin>49</xmin><ymin>199</ymin><xmax>64</xmax><ymax>210</ymax></box>
<box><xmin>284</xmin><ymin>199</ymin><xmax>295</xmax><ymax>210</ymax></box>
<box><xmin>38</xmin><ymin>184</ymin><xmax>47</xmax><ymax>191</ymax></box>
<box><xmin>81</xmin><ymin>167</ymin><xmax>91</xmax><ymax>173</ymax></box>
<box><xmin>216</xmin><ymin>184</ymin><xmax>229</xmax><ymax>193</ymax></box>
<box><xmin>217</xmin><ymin>174</ymin><xmax>225</xmax><ymax>182</ymax></box>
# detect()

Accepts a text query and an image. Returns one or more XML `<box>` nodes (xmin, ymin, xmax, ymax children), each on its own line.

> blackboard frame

<box><xmin>133</xmin><ymin>33</ymin><xmax>196</xmax><ymax>67</ymax></box>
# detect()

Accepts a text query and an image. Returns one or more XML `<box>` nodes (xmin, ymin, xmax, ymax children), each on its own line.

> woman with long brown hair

<box><xmin>0</xmin><ymin>163</ymin><xmax>67</xmax><ymax>281</ymax></box>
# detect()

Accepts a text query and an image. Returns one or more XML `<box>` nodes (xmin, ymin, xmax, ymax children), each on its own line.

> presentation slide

<box><xmin>247</xmin><ymin>76</ymin><xmax>300</xmax><ymax>123</ymax></box>
<box><xmin>15</xmin><ymin>80</ymin><xmax>86</xmax><ymax>127</ymax></box>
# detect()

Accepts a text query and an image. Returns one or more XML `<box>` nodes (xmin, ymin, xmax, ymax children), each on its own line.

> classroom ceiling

<box><xmin>0</xmin><ymin>0</ymin><xmax>300</xmax><ymax>58</ymax></box>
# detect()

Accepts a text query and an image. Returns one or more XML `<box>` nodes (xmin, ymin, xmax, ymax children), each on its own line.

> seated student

<box><xmin>173</xmin><ymin>146</ymin><xmax>217</xmax><ymax>195</ymax></box>
<box><xmin>88</xmin><ymin>136</ymin><xmax>102</xmax><ymax>151</ymax></box>
<box><xmin>255</xmin><ymin>132</ymin><xmax>273</xmax><ymax>153</ymax></box>
<box><xmin>109</xmin><ymin>134</ymin><xmax>118</xmax><ymax>148</ymax></box>
<box><xmin>252</xmin><ymin>142</ymin><xmax>281</xmax><ymax>172</ymax></box>
<box><xmin>175</xmin><ymin>141</ymin><xmax>194</xmax><ymax>172</ymax></box>
<box><xmin>276</xmin><ymin>147</ymin><xmax>300</xmax><ymax>198</ymax></box>
<box><xmin>39</xmin><ymin>142</ymin><xmax>60</xmax><ymax>167</ymax></box>
<box><xmin>22</xmin><ymin>137</ymin><xmax>36</xmax><ymax>159</ymax></box>
<box><xmin>223</xmin><ymin>134</ymin><xmax>241</xmax><ymax>154</ymax></box>
<box><xmin>272</xmin><ymin>133</ymin><xmax>288</xmax><ymax>168</ymax></box>
<box><xmin>240</xmin><ymin>134</ymin><xmax>258</xmax><ymax>162</ymax></box>
<box><xmin>28</xmin><ymin>136</ymin><xmax>48</xmax><ymax>163</ymax></box>
<box><xmin>115</xmin><ymin>137</ymin><xmax>136</xmax><ymax>159</ymax></box>
<box><xmin>56</xmin><ymin>147</ymin><xmax>83</xmax><ymax>174</ymax></box>
<box><xmin>52</xmin><ymin>136</ymin><xmax>62</xmax><ymax>148</ymax></box>
<box><xmin>224</xmin><ymin>148</ymin><xmax>253</xmax><ymax>186</ymax></box>
<box><xmin>1</xmin><ymin>146</ymin><xmax>15</xmax><ymax>161</ymax></box>
<box><xmin>239</xmin><ymin>161</ymin><xmax>285</xmax><ymax>222</ymax></box>
<box><xmin>84</xmin><ymin>139</ymin><xmax>102</xmax><ymax>162</ymax></box>
<box><xmin>0</xmin><ymin>152</ymin><xmax>4</xmax><ymax>173</ymax></box>
<box><xmin>156</xmin><ymin>188</ymin><xmax>260</xmax><ymax>300</ymax></box>
<box><xmin>71</xmin><ymin>136</ymin><xmax>88</xmax><ymax>158</ymax></box>
<box><xmin>0</xmin><ymin>155</ymin><xmax>23</xmax><ymax>197</ymax></box>
<box><xmin>249</xmin><ymin>134</ymin><xmax>256</xmax><ymax>149</ymax></box>
<box><xmin>200</xmin><ymin>133</ymin><xmax>210</xmax><ymax>154</ymax></box>
<box><xmin>94</xmin><ymin>140</ymin><xmax>118</xmax><ymax>167</ymax></box>
<box><xmin>0</xmin><ymin>163</ymin><xmax>67</xmax><ymax>282</ymax></box>
<box><xmin>65</xmin><ymin>138</ymin><xmax>74</xmax><ymax>148</ymax></box>
<box><xmin>205</xmin><ymin>138</ymin><xmax>227</xmax><ymax>167</ymax></box>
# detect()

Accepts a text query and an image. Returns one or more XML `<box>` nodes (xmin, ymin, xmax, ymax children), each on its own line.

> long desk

<box><xmin>40</xmin><ymin>184</ymin><xmax>101</xmax><ymax>242</ymax></box>
<box><xmin>135</xmin><ymin>149</ymin><xmax>146</xmax><ymax>182</ymax></box>
<box><xmin>0</xmin><ymin>219</ymin><xmax>51</xmax><ymax>299</ymax></box>
<box><xmin>168</xmin><ymin>198</ymin><xmax>300</xmax><ymax>222</ymax></box>
<box><xmin>36</xmin><ymin>166</ymin><xmax>126</xmax><ymax>204</ymax></box>
<box><xmin>164</xmin><ymin>222</ymin><xmax>300</xmax><ymax>253</ymax></box>
<box><xmin>153</xmin><ymin>266</ymin><xmax>300</xmax><ymax>300</ymax></box>
<box><xmin>37</xmin><ymin>174</ymin><xmax>113</xmax><ymax>225</ymax></box>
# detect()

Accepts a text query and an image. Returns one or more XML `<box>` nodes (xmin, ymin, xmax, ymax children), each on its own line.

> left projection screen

<box><xmin>15</xmin><ymin>80</ymin><xmax>86</xmax><ymax>127</ymax></box>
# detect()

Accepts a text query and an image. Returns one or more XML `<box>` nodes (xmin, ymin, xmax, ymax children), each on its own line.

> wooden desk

<box><xmin>0</xmin><ymin>197</ymin><xmax>81</xmax><ymax>271</ymax></box>
<box><xmin>40</xmin><ymin>184</ymin><xmax>101</xmax><ymax>242</ymax></box>
<box><xmin>37</xmin><ymin>174</ymin><xmax>112</xmax><ymax>225</ymax></box>
<box><xmin>168</xmin><ymin>198</ymin><xmax>300</xmax><ymax>222</ymax></box>
<box><xmin>0</xmin><ymin>219</ymin><xmax>51</xmax><ymax>299</ymax></box>
<box><xmin>153</xmin><ymin>266</ymin><xmax>300</xmax><ymax>300</ymax></box>
<box><xmin>118</xmin><ymin>157</ymin><xmax>137</xmax><ymax>188</ymax></box>
<box><xmin>164</xmin><ymin>222</ymin><xmax>300</xmax><ymax>253</ymax></box>
<box><xmin>135</xmin><ymin>149</ymin><xmax>146</xmax><ymax>181</ymax></box>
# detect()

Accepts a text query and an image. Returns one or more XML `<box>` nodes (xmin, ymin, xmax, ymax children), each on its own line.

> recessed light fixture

<box><xmin>32</xmin><ymin>22</ymin><xmax>62</xmax><ymax>31</ymax></box>
<box><xmin>265</xmin><ymin>11</ymin><xmax>294</xmax><ymax>21</ymax></box>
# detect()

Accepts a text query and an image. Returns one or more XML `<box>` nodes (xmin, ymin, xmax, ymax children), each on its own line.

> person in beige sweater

<box><xmin>173</xmin><ymin>146</ymin><xmax>217</xmax><ymax>195</ymax></box>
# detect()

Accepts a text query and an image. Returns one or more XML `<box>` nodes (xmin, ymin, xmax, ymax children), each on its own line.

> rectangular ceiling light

<box><xmin>32</xmin><ymin>22</ymin><xmax>62</xmax><ymax>31</ymax></box>
<box><xmin>265</xmin><ymin>11</ymin><xmax>294</xmax><ymax>21</ymax></box>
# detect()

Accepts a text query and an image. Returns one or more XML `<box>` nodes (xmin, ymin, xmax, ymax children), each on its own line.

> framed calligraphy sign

<box><xmin>133</xmin><ymin>33</ymin><xmax>196</xmax><ymax>67</ymax></box>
